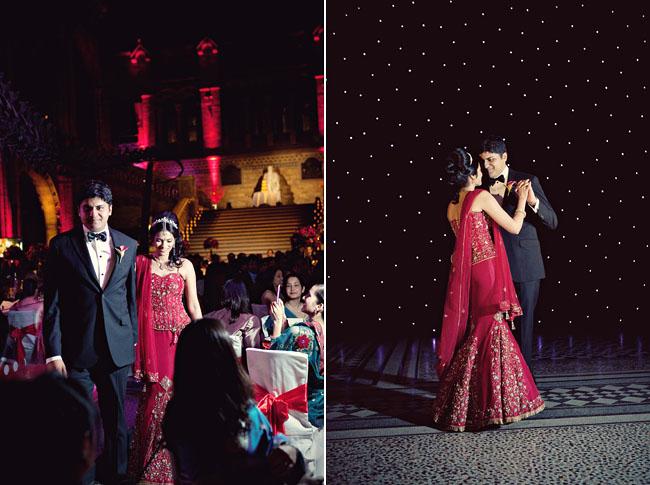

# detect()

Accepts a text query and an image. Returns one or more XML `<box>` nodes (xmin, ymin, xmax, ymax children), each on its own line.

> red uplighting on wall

<box><xmin>57</xmin><ymin>176</ymin><xmax>74</xmax><ymax>232</ymax></box>
<box><xmin>196</xmin><ymin>37</ymin><xmax>219</xmax><ymax>58</ymax></box>
<box><xmin>133</xmin><ymin>95</ymin><xmax>153</xmax><ymax>171</ymax></box>
<box><xmin>0</xmin><ymin>156</ymin><xmax>13</xmax><ymax>238</ymax></box>
<box><xmin>129</xmin><ymin>38</ymin><xmax>151</xmax><ymax>66</ymax></box>
<box><xmin>136</xmin><ymin>94</ymin><xmax>154</xmax><ymax>148</ymax></box>
<box><xmin>313</xmin><ymin>26</ymin><xmax>323</xmax><ymax>45</ymax></box>
<box><xmin>200</xmin><ymin>87</ymin><xmax>222</xmax><ymax>149</ymax></box>
<box><xmin>314</xmin><ymin>75</ymin><xmax>324</xmax><ymax>137</ymax></box>
<box><xmin>207</xmin><ymin>156</ymin><xmax>224</xmax><ymax>204</ymax></box>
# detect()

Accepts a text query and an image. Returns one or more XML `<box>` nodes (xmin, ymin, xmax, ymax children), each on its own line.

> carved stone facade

<box><xmin>153</xmin><ymin>148</ymin><xmax>323</xmax><ymax>209</ymax></box>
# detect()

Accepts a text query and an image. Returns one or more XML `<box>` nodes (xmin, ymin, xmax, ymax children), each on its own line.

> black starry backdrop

<box><xmin>327</xmin><ymin>2</ymin><xmax>649</xmax><ymax>340</ymax></box>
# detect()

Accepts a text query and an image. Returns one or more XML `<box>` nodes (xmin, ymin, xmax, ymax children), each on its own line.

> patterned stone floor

<box><xmin>326</xmin><ymin>332</ymin><xmax>650</xmax><ymax>484</ymax></box>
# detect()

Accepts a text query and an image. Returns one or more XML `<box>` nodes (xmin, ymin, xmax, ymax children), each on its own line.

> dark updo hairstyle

<box><xmin>445</xmin><ymin>148</ymin><xmax>479</xmax><ymax>203</ymax></box>
<box><xmin>311</xmin><ymin>283</ymin><xmax>325</xmax><ymax>319</ymax></box>
<box><xmin>149</xmin><ymin>211</ymin><xmax>183</xmax><ymax>268</ymax></box>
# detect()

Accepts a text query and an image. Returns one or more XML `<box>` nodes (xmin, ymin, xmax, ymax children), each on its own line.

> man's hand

<box><xmin>47</xmin><ymin>359</ymin><xmax>68</xmax><ymax>378</ymax></box>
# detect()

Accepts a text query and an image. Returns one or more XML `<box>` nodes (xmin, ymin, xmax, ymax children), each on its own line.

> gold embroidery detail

<box><xmin>433</xmin><ymin>318</ymin><xmax>544</xmax><ymax>432</ymax></box>
<box><xmin>151</xmin><ymin>273</ymin><xmax>191</xmax><ymax>333</ymax></box>
<box><xmin>469</xmin><ymin>212</ymin><xmax>496</xmax><ymax>265</ymax></box>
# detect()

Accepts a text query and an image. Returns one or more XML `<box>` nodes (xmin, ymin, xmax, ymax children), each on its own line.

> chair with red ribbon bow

<box><xmin>246</xmin><ymin>348</ymin><xmax>321</xmax><ymax>474</ymax></box>
<box><xmin>1</xmin><ymin>310</ymin><xmax>46</xmax><ymax>380</ymax></box>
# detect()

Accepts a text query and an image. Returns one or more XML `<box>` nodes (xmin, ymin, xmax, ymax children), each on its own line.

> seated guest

<box><xmin>1</xmin><ymin>277</ymin><xmax>45</xmax><ymax>366</ymax></box>
<box><xmin>162</xmin><ymin>318</ymin><xmax>304</xmax><ymax>485</ymax></box>
<box><xmin>263</xmin><ymin>273</ymin><xmax>308</xmax><ymax>338</ymax></box>
<box><xmin>282</xmin><ymin>273</ymin><xmax>309</xmax><ymax>320</ymax></box>
<box><xmin>205</xmin><ymin>278</ymin><xmax>263</xmax><ymax>367</ymax></box>
<box><xmin>255</xmin><ymin>267</ymin><xmax>284</xmax><ymax>307</ymax></box>
<box><xmin>270</xmin><ymin>284</ymin><xmax>324</xmax><ymax>428</ymax></box>
<box><xmin>0</xmin><ymin>373</ymin><xmax>96</xmax><ymax>485</ymax></box>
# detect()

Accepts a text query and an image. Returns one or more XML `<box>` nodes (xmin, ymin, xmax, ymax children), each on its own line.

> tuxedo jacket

<box><xmin>483</xmin><ymin>168</ymin><xmax>558</xmax><ymax>283</ymax></box>
<box><xmin>43</xmin><ymin>226</ymin><xmax>138</xmax><ymax>368</ymax></box>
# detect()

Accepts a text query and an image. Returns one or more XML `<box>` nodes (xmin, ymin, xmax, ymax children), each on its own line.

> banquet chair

<box><xmin>246</xmin><ymin>348</ymin><xmax>320</xmax><ymax>473</ymax></box>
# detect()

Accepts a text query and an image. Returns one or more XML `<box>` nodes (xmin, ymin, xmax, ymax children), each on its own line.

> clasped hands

<box><xmin>514</xmin><ymin>179</ymin><xmax>537</xmax><ymax>206</ymax></box>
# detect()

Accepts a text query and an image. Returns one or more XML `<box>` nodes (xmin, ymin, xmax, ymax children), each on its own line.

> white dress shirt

<box><xmin>46</xmin><ymin>226</ymin><xmax>116</xmax><ymax>364</ymax></box>
<box><xmin>82</xmin><ymin>225</ymin><xmax>116</xmax><ymax>289</ymax></box>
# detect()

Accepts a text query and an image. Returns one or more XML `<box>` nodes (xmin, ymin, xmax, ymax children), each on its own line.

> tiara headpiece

<box><xmin>152</xmin><ymin>216</ymin><xmax>178</xmax><ymax>229</ymax></box>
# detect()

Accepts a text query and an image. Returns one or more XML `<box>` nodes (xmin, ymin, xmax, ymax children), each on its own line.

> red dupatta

<box><xmin>436</xmin><ymin>189</ymin><xmax>522</xmax><ymax>379</ymax></box>
<box><xmin>133</xmin><ymin>254</ymin><xmax>159</xmax><ymax>382</ymax></box>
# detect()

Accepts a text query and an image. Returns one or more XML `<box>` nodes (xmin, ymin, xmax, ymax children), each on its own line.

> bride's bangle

<box><xmin>515</xmin><ymin>209</ymin><xmax>526</xmax><ymax>217</ymax></box>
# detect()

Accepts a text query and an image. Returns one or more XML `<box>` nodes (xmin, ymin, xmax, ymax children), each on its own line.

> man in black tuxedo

<box><xmin>43</xmin><ymin>180</ymin><xmax>138</xmax><ymax>485</ymax></box>
<box><xmin>479</xmin><ymin>137</ymin><xmax>558</xmax><ymax>374</ymax></box>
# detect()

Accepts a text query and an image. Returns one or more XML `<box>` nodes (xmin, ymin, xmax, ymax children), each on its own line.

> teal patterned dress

<box><xmin>271</xmin><ymin>321</ymin><xmax>324</xmax><ymax>428</ymax></box>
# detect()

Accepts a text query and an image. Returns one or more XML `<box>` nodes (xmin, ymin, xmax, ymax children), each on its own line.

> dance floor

<box><xmin>326</xmin><ymin>332</ymin><xmax>650</xmax><ymax>484</ymax></box>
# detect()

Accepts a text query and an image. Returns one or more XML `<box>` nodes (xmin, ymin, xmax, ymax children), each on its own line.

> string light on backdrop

<box><xmin>328</xmin><ymin>2</ymin><xmax>649</xmax><ymax>338</ymax></box>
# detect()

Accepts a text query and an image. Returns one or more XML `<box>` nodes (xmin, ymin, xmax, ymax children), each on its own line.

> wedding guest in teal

<box><xmin>270</xmin><ymin>284</ymin><xmax>324</xmax><ymax>428</ymax></box>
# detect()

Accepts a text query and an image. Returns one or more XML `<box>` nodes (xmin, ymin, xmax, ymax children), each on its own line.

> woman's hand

<box><xmin>270</xmin><ymin>299</ymin><xmax>286</xmax><ymax>338</ymax></box>
<box><xmin>514</xmin><ymin>179</ymin><xmax>531</xmax><ymax>200</ymax></box>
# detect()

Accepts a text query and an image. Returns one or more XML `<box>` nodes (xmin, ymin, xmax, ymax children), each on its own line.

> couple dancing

<box><xmin>43</xmin><ymin>180</ymin><xmax>202</xmax><ymax>484</ymax></box>
<box><xmin>433</xmin><ymin>136</ymin><xmax>558</xmax><ymax>432</ymax></box>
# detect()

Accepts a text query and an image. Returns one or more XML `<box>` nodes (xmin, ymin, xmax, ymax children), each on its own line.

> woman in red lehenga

<box><xmin>129</xmin><ymin>212</ymin><xmax>203</xmax><ymax>484</ymax></box>
<box><xmin>433</xmin><ymin>148</ymin><xmax>545</xmax><ymax>432</ymax></box>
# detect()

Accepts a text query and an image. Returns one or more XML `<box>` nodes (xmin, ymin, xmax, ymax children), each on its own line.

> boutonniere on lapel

<box><xmin>115</xmin><ymin>245</ymin><xmax>128</xmax><ymax>264</ymax></box>
<box><xmin>506</xmin><ymin>180</ymin><xmax>516</xmax><ymax>195</ymax></box>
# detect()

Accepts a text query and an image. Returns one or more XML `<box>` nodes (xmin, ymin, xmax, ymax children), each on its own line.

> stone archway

<box><xmin>26</xmin><ymin>170</ymin><xmax>61</xmax><ymax>243</ymax></box>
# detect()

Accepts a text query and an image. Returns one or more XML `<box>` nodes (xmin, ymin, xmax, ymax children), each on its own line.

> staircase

<box><xmin>186</xmin><ymin>204</ymin><xmax>314</xmax><ymax>259</ymax></box>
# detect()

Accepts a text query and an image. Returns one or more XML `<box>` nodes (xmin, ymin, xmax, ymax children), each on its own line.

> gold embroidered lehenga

<box><xmin>433</xmin><ymin>190</ymin><xmax>544</xmax><ymax>431</ymax></box>
<box><xmin>129</xmin><ymin>256</ymin><xmax>191</xmax><ymax>483</ymax></box>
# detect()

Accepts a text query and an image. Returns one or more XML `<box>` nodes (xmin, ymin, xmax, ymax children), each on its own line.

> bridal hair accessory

<box><xmin>152</xmin><ymin>217</ymin><xmax>178</xmax><ymax>229</ymax></box>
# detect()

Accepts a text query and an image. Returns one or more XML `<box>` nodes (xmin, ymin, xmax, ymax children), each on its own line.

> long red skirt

<box><xmin>433</xmin><ymin>257</ymin><xmax>545</xmax><ymax>431</ymax></box>
<box><xmin>128</xmin><ymin>329</ymin><xmax>177</xmax><ymax>484</ymax></box>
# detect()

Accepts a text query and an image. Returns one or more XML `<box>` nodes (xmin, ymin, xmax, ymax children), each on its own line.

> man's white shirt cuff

<box><xmin>45</xmin><ymin>356</ymin><xmax>63</xmax><ymax>364</ymax></box>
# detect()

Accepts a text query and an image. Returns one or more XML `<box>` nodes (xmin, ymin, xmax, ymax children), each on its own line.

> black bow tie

<box><xmin>488</xmin><ymin>174</ymin><xmax>506</xmax><ymax>186</ymax></box>
<box><xmin>87</xmin><ymin>231</ymin><xmax>107</xmax><ymax>242</ymax></box>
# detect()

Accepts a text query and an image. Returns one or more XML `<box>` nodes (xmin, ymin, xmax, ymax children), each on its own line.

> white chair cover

<box><xmin>7</xmin><ymin>310</ymin><xmax>39</xmax><ymax>329</ymax></box>
<box><xmin>4</xmin><ymin>310</ymin><xmax>40</xmax><ymax>365</ymax></box>
<box><xmin>246</xmin><ymin>348</ymin><xmax>319</xmax><ymax>473</ymax></box>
